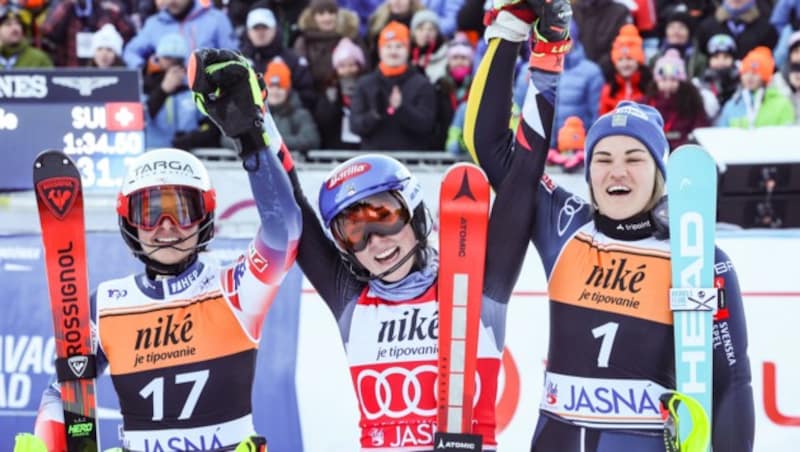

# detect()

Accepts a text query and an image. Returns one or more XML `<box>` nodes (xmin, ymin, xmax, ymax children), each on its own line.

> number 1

<box><xmin>592</xmin><ymin>322</ymin><xmax>619</xmax><ymax>368</ymax></box>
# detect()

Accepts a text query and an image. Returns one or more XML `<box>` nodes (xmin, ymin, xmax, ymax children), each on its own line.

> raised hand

<box><xmin>188</xmin><ymin>48</ymin><xmax>269</xmax><ymax>157</ymax></box>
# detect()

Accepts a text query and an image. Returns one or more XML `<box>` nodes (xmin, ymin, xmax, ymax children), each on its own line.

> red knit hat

<box><xmin>264</xmin><ymin>59</ymin><xmax>292</xmax><ymax>90</ymax></box>
<box><xmin>558</xmin><ymin>116</ymin><xmax>586</xmax><ymax>152</ymax></box>
<box><xmin>379</xmin><ymin>21</ymin><xmax>410</xmax><ymax>48</ymax></box>
<box><xmin>741</xmin><ymin>46</ymin><xmax>775</xmax><ymax>84</ymax></box>
<box><xmin>611</xmin><ymin>24</ymin><xmax>645</xmax><ymax>65</ymax></box>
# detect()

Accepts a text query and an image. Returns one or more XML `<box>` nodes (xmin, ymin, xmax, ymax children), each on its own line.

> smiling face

<box><xmin>137</xmin><ymin>218</ymin><xmax>199</xmax><ymax>265</ymax></box>
<box><xmin>353</xmin><ymin>223</ymin><xmax>417</xmax><ymax>282</ymax></box>
<box><xmin>589</xmin><ymin>135</ymin><xmax>659</xmax><ymax>220</ymax></box>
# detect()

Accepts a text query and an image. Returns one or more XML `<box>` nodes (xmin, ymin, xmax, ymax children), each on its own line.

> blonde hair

<box><xmin>367</xmin><ymin>0</ymin><xmax>423</xmax><ymax>42</ymax></box>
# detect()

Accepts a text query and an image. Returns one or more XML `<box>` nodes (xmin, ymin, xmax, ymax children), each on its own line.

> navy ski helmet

<box><xmin>319</xmin><ymin>154</ymin><xmax>425</xmax><ymax>246</ymax></box>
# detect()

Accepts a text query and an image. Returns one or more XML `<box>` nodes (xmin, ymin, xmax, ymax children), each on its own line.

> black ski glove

<box><xmin>188</xmin><ymin>48</ymin><xmax>269</xmax><ymax>158</ymax></box>
<box><xmin>528</xmin><ymin>0</ymin><xmax>572</xmax><ymax>42</ymax></box>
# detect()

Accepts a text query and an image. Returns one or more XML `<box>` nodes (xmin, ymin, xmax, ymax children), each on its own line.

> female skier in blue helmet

<box><xmin>466</xmin><ymin>2</ymin><xmax>755</xmax><ymax>452</ymax></box>
<box><xmin>186</xmin><ymin>5</ymin><xmax>568</xmax><ymax>450</ymax></box>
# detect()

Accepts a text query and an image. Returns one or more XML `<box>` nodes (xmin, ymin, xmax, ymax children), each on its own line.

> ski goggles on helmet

<box><xmin>121</xmin><ymin>185</ymin><xmax>210</xmax><ymax>230</ymax></box>
<box><xmin>331</xmin><ymin>191</ymin><xmax>411</xmax><ymax>253</ymax></box>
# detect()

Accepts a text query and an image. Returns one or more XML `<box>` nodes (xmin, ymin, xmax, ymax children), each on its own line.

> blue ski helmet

<box><xmin>319</xmin><ymin>154</ymin><xmax>423</xmax><ymax>230</ymax></box>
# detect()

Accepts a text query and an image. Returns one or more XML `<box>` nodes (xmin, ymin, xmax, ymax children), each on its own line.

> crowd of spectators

<box><xmin>2</xmin><ymin>0</ymin><xmax>800</xmax><ymax>166</ymax></box>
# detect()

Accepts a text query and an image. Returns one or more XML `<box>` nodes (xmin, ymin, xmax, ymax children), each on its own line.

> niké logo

<box><xmin>135</xmin><ymin>313</ymin><xmax>194</xmax><ymax>350</ymax></box>
<box><xmin>585</xmin><ymin>258</ymin><xmax>646</xmax><ymax>293</ymax></box>
<box><xmin>378</xmin><ymin>308</ymin><xmax>438</xmax><ymax>343</ymax></box>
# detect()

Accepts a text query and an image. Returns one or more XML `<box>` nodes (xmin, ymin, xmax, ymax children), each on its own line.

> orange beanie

<box><xmin>558</xmin><ymin>116</ymin><xmax>586</xmax><ymax>152</ymax></box>
<box><xmin>264</xmin><ymin>59</ymin><xmax>292</xmax><ymax>90</ymax></box>
<box><xmin>379</xmin><ymin>21</ymin><xmax>410</xmax><ymax>48</ymax></box>
<box><xmin>741</xmin><ymin>46</ymin><xmax>775</xmax><ymax>84</ymax></box>
<box><xmin>611</xmin><ymin>24</ymin><xmax>645</xmax><ymax>65</ymax></box>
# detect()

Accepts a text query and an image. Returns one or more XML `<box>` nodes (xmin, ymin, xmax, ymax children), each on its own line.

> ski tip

<box><xmin>33</xmin><ymin>149</ymin><xmax>73</xmax><ymax>172</ymax></box>
<box><xmin>668</xmin><ymin>144</ymin><xmax>716</xmax><ymax>166</ymax></box>
<box><xmin>444</xmin><ymin>162</ymin><xmax>488</xmax><ymax>181</ymax></box>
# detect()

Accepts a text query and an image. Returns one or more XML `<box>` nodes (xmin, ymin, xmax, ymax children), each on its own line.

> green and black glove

<box><xmin>188</xmin><ymin>48</ymin><xmax>269</xmax><ymax>158</ymax></box>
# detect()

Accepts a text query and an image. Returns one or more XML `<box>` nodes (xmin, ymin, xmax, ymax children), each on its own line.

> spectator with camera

<box><xmin>143</xmin><ymin>33</ymin><xmax>220</xmax><ymax>151</ymax></box>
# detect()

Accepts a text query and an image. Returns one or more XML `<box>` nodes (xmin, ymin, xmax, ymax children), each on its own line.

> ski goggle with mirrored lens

<box><xmin>331</xmin><ymin>191</ymin><xmax>411</xmax><ymax>253</ymax></box>
<box><xmin>118</xmin><ymin>186</ymin><xmax>213</xmax><ymax>230</ymax></box>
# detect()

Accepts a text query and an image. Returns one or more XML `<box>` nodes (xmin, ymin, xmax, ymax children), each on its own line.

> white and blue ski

<box><xmin>665</xmin><ymin>144</ymin><xmax>718</xmax><ymax>452</ymax></box>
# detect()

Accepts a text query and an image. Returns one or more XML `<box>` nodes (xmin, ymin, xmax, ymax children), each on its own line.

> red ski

<box><xmin>33</xmin><ymin>150</ymin><xmax>99</xmax><ymax>452</ymax></box>
<box><xmin>436</xmin><ymin>163</ymin><xmax>490</xmax><ymax>450</ymax></box>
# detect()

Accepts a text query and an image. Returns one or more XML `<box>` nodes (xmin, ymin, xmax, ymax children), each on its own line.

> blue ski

<box><xmin>666</xmin><ymin>144</ymin><xmax>718</xmax><ymax>451</ymax></box>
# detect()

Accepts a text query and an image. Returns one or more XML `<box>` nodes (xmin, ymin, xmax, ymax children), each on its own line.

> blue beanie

<box><xmin>583</xmin><ymin>101</ymin><xmax>668</xmax><ymax>181</ymax></box>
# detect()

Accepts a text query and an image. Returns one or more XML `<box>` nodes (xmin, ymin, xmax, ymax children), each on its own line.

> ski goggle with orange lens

<box><xmin>331</xmin><ymin>191</ymin><xmax>411</xmax><ymax>253</ymax></box>
<box><xmin>120</xmin><ymin>186</ymin><xmax>211</xmax><ymax>230</ymax></box>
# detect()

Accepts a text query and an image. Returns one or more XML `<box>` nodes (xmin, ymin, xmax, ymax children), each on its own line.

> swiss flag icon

<box><xmin>105</xmin><ymin>102</ymin><xmax>144</xmax><ymax>131</ymax></box>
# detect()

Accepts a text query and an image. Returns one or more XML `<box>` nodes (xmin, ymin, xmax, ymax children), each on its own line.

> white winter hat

<box><xmin>247</xmin><ymin>8</ymin><xmax>277</xmax><ymax>29</ymax></box>
<box><xmin>91</xmin><ymin>24</ymin><xmax>123</xmax><ymax>56</ymax></box>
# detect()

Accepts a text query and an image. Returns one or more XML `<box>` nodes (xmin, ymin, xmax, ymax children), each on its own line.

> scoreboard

<box><xmin>0</xmin><ymin>69</ymin><xmax>145</xmax><ymax>192</ymax></box>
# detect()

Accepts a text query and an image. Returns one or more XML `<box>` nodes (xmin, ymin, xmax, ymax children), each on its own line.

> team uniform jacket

<box><xmin>464</xmin><ymin>38</ymin><xmax>755</xmax><ymax>451</ymax></box>
<box><xmin>274</xmin><ymin>54</ymin><xmax>556</xmax><ymax>449</ymax></box>
<box><xmin>36</xmin><ymin>149</ymin><xmax>301</xmax><ymax>452</ymax></box>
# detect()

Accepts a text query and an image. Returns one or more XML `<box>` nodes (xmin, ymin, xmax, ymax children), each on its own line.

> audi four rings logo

<box><xmin>357</xmin><ymin>365</ymin><xmax>482</xmax><ymax>420</ymax></box>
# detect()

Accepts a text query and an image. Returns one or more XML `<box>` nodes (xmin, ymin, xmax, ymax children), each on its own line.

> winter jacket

<box><xmin>313</xmin><ymin>78</ymin><xmax>362</xmax><ymax>150</ymax></box>
<box><xmin>552</xmin><ymin>41</ymin><xmax>604</xmax><ymax>147</ymax></box>
<box><xmin>599</xmin><ymin>70</ymin><xmax>649</xmax><ymax>115</ymax></box>
<box><xmin>716</xmin><ymin>87</ymin><xmax>796</xmax><ymax>127</ymax></box>
<box><xmin>572</xmin><ymin>0</ymin><xmax>631</xmax><ymax>63</ymax></box>
<box><xmin>271</xmin><ymin>91</ymin><xmax>321</xmax><ymax>153</ymax></box>
<box><xmin>293</xmin><ymin>7</ymin><xmax>361</xmax><ymax>91</ymax></box>
<box><xmin>240</xmin><ymin>36</ymin><xmax>316</xmax><ymax>110</ymax></box>
<box><xmin>420</xmin><ymin>0</ymin><xmax>465</xmax><ymax>37</ymax></box>
<box><xmin>647</xmin><ymin>91</ymin><xmax>710</xmax><ymax>150</ymax></box>
<box><xmin>234</xmin><ymin>0</ymin><xmax>310</xmax><ymax>48</ymax></box>
<box><xmin>40</xmin><ymin>0</ymin><xmax>135</xmax><ymax>67</ymax></box>
<box><xmin>123</xmin><ymin>1</ymin><xmax>237</xmax><ymax>69</ymax></box>
<box><xmin>770</xmin><ymin>0</ymin><xmax>800</xmax><ymax>32</ymax></box>
<box><xmin>339</xmin><ymin>0</ymin><xmax>382</xmax><ymax>36</ymax></box>
<box><xmin>350</xmin><ymin>67</ymin><xmax>437</xmax><ymax>150</ymax></box>
<box><xmin>0</xmin><ymin>39</ymin><xmax>53</xmax><ymax>68</ymax></box>
<box><xmin>446</xmin><ymin>101</ymin><xmax>468</xmax><ymax>156</ymax></box>
<box><xmin>412</xmin><ymin>39</ymin><xmax>449</xmax><ymax>85</ymax></box>
<box><xmin>697</xmin><ymin>4</ymin><xmax>778</xmax><ymax>60</ymax></box>
<box><xmin>696</xmin><ymin>66</ymin><xmax>740</xmax><ymax>109</ymax></box>
<box><xmin>143</xmin><ymin>74</ymin><xmax>208</xmax><ymax>149</ymax></box>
